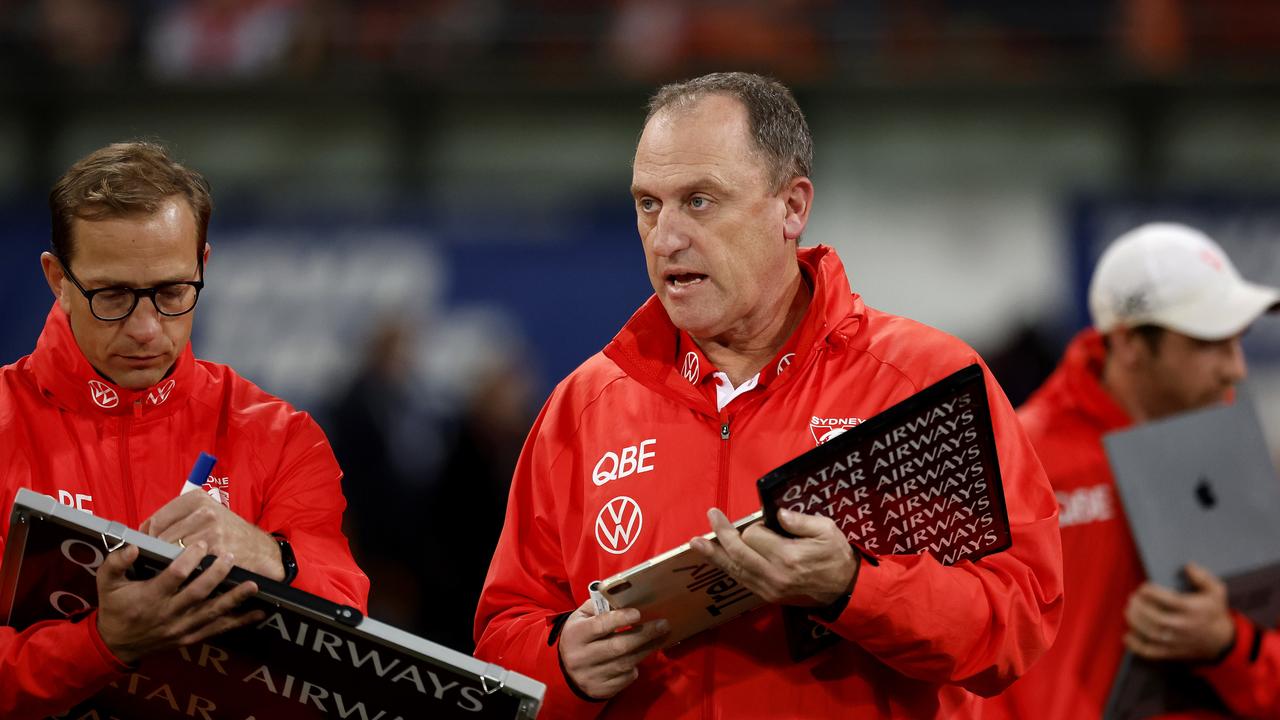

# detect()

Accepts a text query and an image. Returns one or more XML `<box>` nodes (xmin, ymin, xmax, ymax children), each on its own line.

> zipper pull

<box><xmin>133</xmin><ymin>399</ymin><xmax>143</xmax><ymax>418</ymax></box>
<box><xmin>720</xmin><ymin>422</ymin><xmax>730</xmax><ymax>440</ymax></box>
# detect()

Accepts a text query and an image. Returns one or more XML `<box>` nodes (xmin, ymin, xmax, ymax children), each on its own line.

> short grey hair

<box><xmin>645</xmin><ymin>72</ymin><xmax>813</xmax><ymax>191</ymax></box>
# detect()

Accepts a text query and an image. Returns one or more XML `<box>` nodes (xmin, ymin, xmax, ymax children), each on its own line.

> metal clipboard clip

<box><xmin>99</xmin><ymin>521</ymin><xmax>127</xmax><ymax>553</ymax></box>
<box><xmin>479</xmin><ymin>664</ymin><xmax>507</xmax><ymax>695</ymax></box>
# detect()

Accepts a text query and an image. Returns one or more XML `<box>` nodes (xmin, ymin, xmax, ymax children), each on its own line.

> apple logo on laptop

<box><xmin>1194</xmin><ymin>476</ymin><xmax>1218</xmax><ymax>509</ymax></box>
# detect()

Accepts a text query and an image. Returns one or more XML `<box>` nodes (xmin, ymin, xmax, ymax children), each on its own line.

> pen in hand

<box><xmin>588</xmin><ymin>581</ymin><xmax>610</xmax><ymax>615</ymax></box>
<box><xmin>181</xmin><ymin>452</ymin><xmax>217</xmax><ymax>497</ymax></box>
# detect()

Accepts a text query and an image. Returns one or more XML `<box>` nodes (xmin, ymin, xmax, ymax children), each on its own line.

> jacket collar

<box><xmin>30</xmin><ymin>303</ymin><xmax>197</xmax><ymax>419</ymax></box>
<box><xmin>604</xmin><ymin>245</ymin><xmax>859</xmax><ymax>412</ymax></box>
<box><xmin>1046</xmin><ymin>328</ymin><xmax>1132</xmax><ymax>431</ymax></box>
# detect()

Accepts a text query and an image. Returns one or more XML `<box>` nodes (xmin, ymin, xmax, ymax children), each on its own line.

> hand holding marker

<box><xmin>182</xmin><ymin>452</ymin><xmax>217</xmax><ymax>497</ymax></box>
<box><xmin>175</xmin><ymin>452</ymin><xmax>217</xmax><ymax>549</ymax></box>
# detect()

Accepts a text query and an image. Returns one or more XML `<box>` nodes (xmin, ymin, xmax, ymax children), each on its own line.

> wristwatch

<box><xmin>272</xmin><ymin>533</ymin><xmax>298</xmax><ymax>585</ymax></box>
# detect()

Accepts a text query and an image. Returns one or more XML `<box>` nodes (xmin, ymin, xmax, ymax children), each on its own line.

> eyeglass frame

<box><xmin>57</xmin><ymin>256</ymin><xmax>205</xmax><ymax>322</ymax></box>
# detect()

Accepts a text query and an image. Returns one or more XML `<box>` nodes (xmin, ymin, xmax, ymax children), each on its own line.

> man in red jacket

<box><xmin>0</xmin><ymin>141</ymin><xmax>369</xmax><ymax>718</ymax></box>
<box><xmin>993</xmin><ymin>222</ymin><xmax>1280</xmax><ymax>719</ymax></box>
<box><xmin>474</xmin><ymin>72</ymin><xmax>1063</xmax><ymax>718</ymax></box>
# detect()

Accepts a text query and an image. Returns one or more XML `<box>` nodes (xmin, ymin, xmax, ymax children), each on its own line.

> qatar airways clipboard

<box><xmin>757</xmin><ymin>363</ymin><xmax>1010</xmax><ymax>659</ymax></box>
<box><xmin>592</xmin><ymin>510</ymin><xmax>765</xmax><ymax>647</ymax></box>
<box><xmin>0</xmin><ymin>488</ymin><xmax>545</xmax><ymax>719</ymax></box>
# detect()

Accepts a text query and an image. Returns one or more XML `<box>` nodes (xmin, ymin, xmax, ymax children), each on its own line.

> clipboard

<box><xmin>1</xmin><ymin>488</ymin><xmax>546</xmax><ymax>719</ymax></box>
<box><xmin>592</xmin><ymin>510</ymin><xmax>764</xmax><ymax>647</ymax></box>
<box><xmin>757</xmin><ymin>363</ymin><xmax>1009</xmax><ymax>660</ymax></box>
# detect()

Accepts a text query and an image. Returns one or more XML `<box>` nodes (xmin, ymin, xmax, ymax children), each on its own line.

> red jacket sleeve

<box><xmin>473</xmin><ymin>405</ymin><xmax>605</xmax><ymax>720</ymax></box>
<box><xmin>1192</xmin><ymin>612</ymin><xmax>1280</xmax><ymax>717</ymax></box>
<box><xmin>818</xmin><ymin>364</ymin><xmax>1065</xmax><ymax>697</ymax></box>
<box><xmin>257</xmin><ymin>413</ymin><xmax>370</xmax><ymax>612</ymax></box>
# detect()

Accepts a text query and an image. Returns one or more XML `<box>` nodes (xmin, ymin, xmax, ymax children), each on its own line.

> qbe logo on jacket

<box><xmin>596</xmin><ymin>496</ymin><xmax>643</xmax><ymax>554</ymax></box>
<box><xmin>592</xmin><ymin>439</ymin><xmax>656</xmax><ymax>486</ymax></box>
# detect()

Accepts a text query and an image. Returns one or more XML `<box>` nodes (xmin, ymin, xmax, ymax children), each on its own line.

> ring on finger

<box><xmin>177</xmin><ymin>538</ymin><xmax>186</xmax><ymax>549</ymax></box>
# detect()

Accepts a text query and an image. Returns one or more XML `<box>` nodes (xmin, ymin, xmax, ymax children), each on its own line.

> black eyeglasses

<box><xmin>59</xmin><ymin>258</ymin><xmax>204</xmax><ymax>322</ymax></box>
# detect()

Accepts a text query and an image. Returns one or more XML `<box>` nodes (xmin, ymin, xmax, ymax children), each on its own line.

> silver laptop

<box><xmin>1102</xmin><ymin>397</ymin><xmax>1280</xmax><ymax>719</ymax></box>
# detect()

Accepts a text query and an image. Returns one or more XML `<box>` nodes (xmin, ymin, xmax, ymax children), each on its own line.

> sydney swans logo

<box><xmin>87</xmin><ymin>380</ymin><xmax>119</xmax><ymax>409</ymax></box>
<box><xmin>596</xmin><ymin>496</ymin><xmax>643</xmax><ymax>554</ymax></box>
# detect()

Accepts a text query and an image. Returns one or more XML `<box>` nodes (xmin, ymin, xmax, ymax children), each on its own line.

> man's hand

<box><xmin>558</xmin><ymin>598</ymin><xmax>670</xmax><ymax>700</ymax></box>
<box><xmin>141</xmin><ymin>492</ymin><xmax>284</xmax><ymax>581</ymax></box>
<box><xmin>1124</xmin><ymin>562</ymin><xmax>1236</xmax><ymax>662</ymax></box>
<box><xmin>96</xmin><ymin>542</ymin><xmax>265</xmax><ymax>665</ymax></box>
<box><xmin>690</xmin><ymin>508</ymin><xmax>858</xmax><ymax>607</ymax></box>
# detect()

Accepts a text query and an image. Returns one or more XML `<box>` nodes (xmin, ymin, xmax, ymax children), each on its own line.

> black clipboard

<box><xmin>1</xmin><ymin>488</ymin><xmax>545</xmax><ymax>719</ymax></box>
<box><xmin>756</xmin><ymin>364</ymin><xmax>1011</xmax><ymax>660</ymax></box>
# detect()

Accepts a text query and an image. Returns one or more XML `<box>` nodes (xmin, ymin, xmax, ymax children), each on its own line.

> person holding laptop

<box><xmin>992</xmin><ymin>222</ymin><xmax>1280</xmax><ymax>719</ymax></box>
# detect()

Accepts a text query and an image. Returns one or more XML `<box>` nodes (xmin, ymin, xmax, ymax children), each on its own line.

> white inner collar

<box><xmin>713</xmin><ymin>371</ymin><xmax>760</xmax><ymax>412</ymax></box>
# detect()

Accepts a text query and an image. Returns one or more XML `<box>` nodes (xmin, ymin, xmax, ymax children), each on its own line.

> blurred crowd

<box><xmin>318</xmin><ymin>316</ymin><xmax>539</xmax><ymax>650</ymax></box>
<box><xmin>4</xmin><ymin>0</ymin><xmax>1280</xmax><ymax>84</ymax></box>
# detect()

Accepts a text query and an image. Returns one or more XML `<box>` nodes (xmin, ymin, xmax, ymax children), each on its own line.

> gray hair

<box><xmin>645</xmin><ymin>72</ymin><xmax>813</xmax><ymax>191</ymax></box>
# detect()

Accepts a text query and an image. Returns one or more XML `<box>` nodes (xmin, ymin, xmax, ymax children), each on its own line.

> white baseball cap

<box><xmin>1088</xmin><ymin>222</ymin><xmax>1280</xmax><ymax>340</ymax></box>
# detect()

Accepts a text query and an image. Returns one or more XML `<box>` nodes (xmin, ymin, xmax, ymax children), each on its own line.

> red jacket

<box><xmin>474</xmin><ymin>245</ymin><xmax>1063</xmax><ymax>719</ymax></box>
<box><xmin>0</xmin><ymin>304</ymin><xmax>369</xmax><ymax>719</ymax></box>
<box><xmin>991</xmin><ymin>329</ymin><xmax>1280</xmax><ymax>720</ymax></box>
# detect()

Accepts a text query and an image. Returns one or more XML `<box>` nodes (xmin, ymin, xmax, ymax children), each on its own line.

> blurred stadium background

<box><xmin>3</xmin><ymin>0</ymin><xmax>1280</xmax><ymax>650</ymax></box>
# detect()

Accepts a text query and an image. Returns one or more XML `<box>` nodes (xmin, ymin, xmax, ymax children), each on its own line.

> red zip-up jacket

<box><xmin>0</xmin><ymin>304</ymin><xmax>369</xmax><ymax>719</ymax></box>
<box><xmin>990</xmin><ymin>330</ymin><xmax>1280</xmax><ymax>720</ymax></box>
<box><xmin>474</xmin><ymin>245</ymin><xmax>1063</xmax><ymax>719</ymax></box>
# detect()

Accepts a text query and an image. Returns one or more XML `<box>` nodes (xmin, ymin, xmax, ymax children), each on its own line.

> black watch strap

<box><xmin>272</xmin><ymin>533</ymin><xmax>299</xmax><ymax>585</ymax></box>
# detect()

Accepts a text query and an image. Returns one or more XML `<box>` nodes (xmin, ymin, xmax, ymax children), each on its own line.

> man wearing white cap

<box><xmin>992</xmin><ymin>222</ymin><xmax>1280</xmax><ymax>719</ymax></box>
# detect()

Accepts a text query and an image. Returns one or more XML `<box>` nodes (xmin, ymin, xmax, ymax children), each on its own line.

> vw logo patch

<box><xmin>680</xmin><ymin>352</ymin><xmax>700</xmax><ymax>384</ymax></box>
<box><xmin>88</xmin><ymin>380</ymin><xmax>119</xmax><ymax>409</ymax></box>
<box><xmin>595</xmin><ymin>496</ymin><xmax>643</xmax><ymax>554</ymax></box>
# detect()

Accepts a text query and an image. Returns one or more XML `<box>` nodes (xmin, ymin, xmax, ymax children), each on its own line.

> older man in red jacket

<box><xmin>0</xmin><ymin>141</ymin><xmax>369</xmax><ymax>718</ymax></box>
<box><xmin>474</xmin><ymin>71</ymin><xmax>1064</xmax><ymax>719</ymax></box>
<box><xmin>993</xmin><ymin>222</ymin><xmax>1280</xmax><ymax>719</ymax></box>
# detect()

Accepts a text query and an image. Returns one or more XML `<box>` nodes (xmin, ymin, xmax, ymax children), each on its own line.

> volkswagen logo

<box><xmin>88</xmin><ymin>380</ymin><xmax>119</xmax><ymax>409</ymax></box>
<box><xmin>595</xmin><ymin>496</ymin><xmax>643</xmax><ymax>554</ymax></box>
<box><xmin>680</xmin><ymin>352</ymin><xmax>700</xmax><ymax>384</ymax></box>
<box><xmin>776</xmin><ymin>352</ymin><xmax>795</xmax><ymax>376</ymax></box>
<box><xmin>148</xmin><ymin>378</ymin><xmax>176</xmax><ymax>406</ymax></box>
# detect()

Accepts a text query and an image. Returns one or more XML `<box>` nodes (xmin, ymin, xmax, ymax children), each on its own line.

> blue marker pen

<box><xmin>182</xmin><ymin>452</ymin><xmax>217</xmax><ymax>496</ymax></box>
